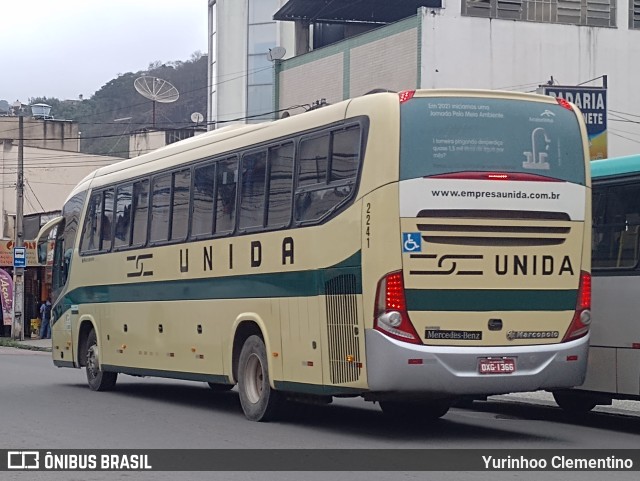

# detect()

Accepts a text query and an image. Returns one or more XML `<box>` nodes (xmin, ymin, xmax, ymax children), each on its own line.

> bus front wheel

<box><xmin>237</xmin><ymin>335</ymin><xmax>281</xmax><ymax>422</ymax></box>
<box><xmin>85</xmin><ymin>329</ymin><xmax>117</xmax><ymax>391</ymax></box>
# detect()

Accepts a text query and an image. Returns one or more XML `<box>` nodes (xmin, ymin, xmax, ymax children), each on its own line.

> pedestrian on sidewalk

<box><xmin>39</xmin><ymin>296</ymin><xmax>52</xmax><ymax>339</ymax></box>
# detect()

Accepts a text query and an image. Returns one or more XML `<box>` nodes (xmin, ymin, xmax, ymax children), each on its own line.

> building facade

<box><xmin>0</xmin><ymin>119</ymin><xmax>122</xmax><ymax>239</ymax></box>
<box><xmin>209</xmin><ymin>0</ymin><xmax>640</xmax><ymax>158</ymax></box>
<box><xmin>207</xmin><ymin>0</ymin><xmax>296</xmax><ymax>127</ymax></box>
<box><xmin>0</xmin><ymin>116</ymin><xmax>123</xmax><ymax>336</ymax></box>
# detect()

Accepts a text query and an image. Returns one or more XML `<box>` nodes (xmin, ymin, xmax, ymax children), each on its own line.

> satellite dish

<box><xmin>267</xmin><ymin>46</ymin><xmax>286</xmax><ymax>61</ymax></box>
<box><xmin>134</xmin><ymin>76</ymin><xmax>180</xmax><ymax>127</ymax></box>
<box><xmin>134</xmin><ymin>76</ymin><xmax>180</xmax><ymax>102</ymax></box>
<box><xmin>191</xmin><ymin>112</ymin><xmax>204</xmax><ymax>124</ymax></box>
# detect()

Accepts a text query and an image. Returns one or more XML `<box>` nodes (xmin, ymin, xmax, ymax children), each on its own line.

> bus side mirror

<box><xmin>37</xmin><ymin>239</ymin><xmax>48</xmax><ymax>265</ymax></box>
<box><xmin>35</xmin><ymin>216</ymin><xmax>64</xmax><ymax>266</ymax></box>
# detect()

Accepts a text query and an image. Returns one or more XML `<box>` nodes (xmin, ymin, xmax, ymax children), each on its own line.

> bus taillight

<box><xmin>562</xmin><ymin>271</ymin><xmax>592</xmax><ymax>342</ymax></box>
<box><xmin>556</xmin><ymin>97</ymin><xmax>574</xmax><ymax>111</ymax></box>
<box><xmin>374</xmin><ymin>271</ymin><xmax>421</xmax><ymax>344</ymax></box>
<box><xmin>398</xmin><ymin>90</ymin><xmax>416</xmax><ymax>104</ymax></box>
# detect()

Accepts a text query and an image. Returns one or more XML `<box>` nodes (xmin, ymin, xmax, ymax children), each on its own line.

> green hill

<box><xmin>29</xmin><ymin>52</ymin><xmax>208</xmax><ymax>158</ymax></box>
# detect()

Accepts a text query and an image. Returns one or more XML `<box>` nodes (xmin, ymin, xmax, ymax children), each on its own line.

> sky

<box><xmin>1</xmin><ymin>0</ymin><xmax>208</xmax><ymax>103</ymax></box>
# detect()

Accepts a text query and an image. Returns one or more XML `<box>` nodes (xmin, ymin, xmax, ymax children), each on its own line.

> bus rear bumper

<box><xmin>365</xmin><ymin>329</ymin><xmax>589</xmax><ymax>396</ymax></box>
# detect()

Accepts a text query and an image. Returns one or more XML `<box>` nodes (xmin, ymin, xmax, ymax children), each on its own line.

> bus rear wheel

<box><xmin>237</xmin><ymin>335</ymin><xmax>281</xmax><ymax>422</ymax></box>
<box><xmin>552</xmin><ymin>390</ymin><xmax>597</xmax><ymax>414</ymax></box>
<box><xmin>380</xmin><ymin>399</ymin><xmax>451</xmax><ymax>421</ymax></box>
<box><xmin>85</xmin><ymin>329</ymin><xmax>117</xmax><ymax>391</ymax></box>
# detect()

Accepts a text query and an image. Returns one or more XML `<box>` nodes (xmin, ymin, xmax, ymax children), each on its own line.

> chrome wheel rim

<box><xmin>87</xmin><ymin>344</ymin><xmax>100</xmax><ymax>380</ymax></box>
<box><xmin>243</xmin><ymin>353</ymin><xmax>263</xmax><ymax>404</ymax></box>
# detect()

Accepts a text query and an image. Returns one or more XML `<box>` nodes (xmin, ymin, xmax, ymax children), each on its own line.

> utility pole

<box><xmin>11</xmin><ymin>115</ymin><xmax>25</xmax><ymax>340</ymax></box>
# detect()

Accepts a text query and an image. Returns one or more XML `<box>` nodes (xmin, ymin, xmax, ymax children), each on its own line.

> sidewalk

<box><xmin>16</xmin><ymin>337</ymin><xmax>52</xmax><ymax>351</ymax></box>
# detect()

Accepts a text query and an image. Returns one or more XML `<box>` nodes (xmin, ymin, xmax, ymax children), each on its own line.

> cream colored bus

<box><xmin>38</xmin><ymin>89</ymin><xmax>592</xmax><ymax>422</ymax></box>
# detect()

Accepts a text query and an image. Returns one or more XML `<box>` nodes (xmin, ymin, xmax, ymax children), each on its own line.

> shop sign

<box><xmin>0</xmin><ymin>240</ymin><xmax>53</xmax><ymax>267</ymax></box>
<box><xmin>0</xmin><ymin>269</ymin><xmax>13</xmax><ymax>326</ymax></box>
<box><xmin>13</xmin><ymin>247</ymin><xmax>26</xmax><ymax>268</ymax></box>
<box><xmin>541</xmin><ymin>85</ymin><xmax>608</xmax><ymax>160</ymax></box>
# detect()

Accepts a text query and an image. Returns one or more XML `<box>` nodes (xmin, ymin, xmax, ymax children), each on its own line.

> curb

<box><xmin>0</xmin><ymin>339</ymin><xmax>52</xmax><ymax>352</ymax></box>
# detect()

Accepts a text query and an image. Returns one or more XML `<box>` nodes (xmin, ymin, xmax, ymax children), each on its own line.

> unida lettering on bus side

<box><xmin>178</xmin><ymin>237</ymin><xmax>295</xmax><ymax>274</ymax></box>
<box><xmin>410</xmin><ymin>253</ymin><xmax>574</xmax><ymax>276</ymax></box>
<box><xmin>126</xmin><ymin>254</ymin><xmax>154</xmax><ymax>278</ymax></box>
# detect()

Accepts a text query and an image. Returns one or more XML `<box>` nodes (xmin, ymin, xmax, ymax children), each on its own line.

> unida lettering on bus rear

<box><xmin>413</xmin><ymin>253</ymin><xmax>574</xmax><ymax>277</ymax></box>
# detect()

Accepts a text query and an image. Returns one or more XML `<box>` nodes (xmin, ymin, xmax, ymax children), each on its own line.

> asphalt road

<box><xmin>1</xmin><ymin>346</ymin><xmax>638</xmax><ymax>481</ymax></box>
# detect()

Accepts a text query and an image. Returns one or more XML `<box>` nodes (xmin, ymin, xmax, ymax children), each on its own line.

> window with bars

<box><xmin>462</xmin><ymin>0</ymin><xmax>617</xmax><ymax>27</ymax></box>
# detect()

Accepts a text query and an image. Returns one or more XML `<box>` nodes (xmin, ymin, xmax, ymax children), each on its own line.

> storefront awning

<box><xmin>273</xmin><ymin>0</ymin><xmax>442</xmax><ymax>24</ymax></box>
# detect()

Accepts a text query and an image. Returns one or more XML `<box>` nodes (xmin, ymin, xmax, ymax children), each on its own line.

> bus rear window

<box><xmin>400</xmin><ymin>97</ymin><xmax>586</xmax><ymax>185</ymax></box>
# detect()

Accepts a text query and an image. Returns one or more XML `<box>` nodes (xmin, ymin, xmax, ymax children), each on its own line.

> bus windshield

<box><xmin>400</xmin><ymin>97</ymin><xmax>585</xmax><ymax>185</ymax></box>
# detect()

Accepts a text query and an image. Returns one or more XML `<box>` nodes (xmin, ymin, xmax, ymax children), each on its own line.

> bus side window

<box><xmin>114</xmin><ymin>184</ymin><xmax>133</xmax><ymax>248</ymax></box>
<box><xmin>170</xmin><ymin>169</ymin><xmax>191</xmax><ymax>241</ymax></box>
<box><xmin>149</xmin><ymin>173</ymin><xmax>172</xmax><ymax>243</ymax></box>
<box><xmin>131</xmin><ymin>179</ymin><xmax>150</xmax><ymax>247</ymax></box>
<box><xmin>266</xmin><ymin>143</ymin><xmax>294</xmax><ymax>227</ymax></box>
<box><xmin>101</xmin><ymin>188</ymin><xmax>114</xmax><ymax>252</ymax></box>
<box><xmin>192</xmin><ymin>163</ymin><xmax>215</xmax><ymax>237</ymax></box>
<box><xmin>595</xmin><ymin>183</ymin><xmax>640</xmax><ymax>268</ymax></box>
<box><xmin>330</xmin><ymin>126</ymin><xmax>360</xmax><ymax>182</ymax></box>
<box><xmin>294</xmin><ymin>126</ymin><xmax>361</xmax><ymax>224</ymax></box>
<box><xmin>80</xmin><ymin>192</ymin><xmax>102</xmax><ymax>254</ymax></box>
<box><xmin>215</xmin><ymin>157</ymin><xmax>238</xmax><ymax>234</ymax></box>
<box><xmin>239</xmin><ymin>150</ymin><xmax>267</xmax><ymax>230</ymax></box>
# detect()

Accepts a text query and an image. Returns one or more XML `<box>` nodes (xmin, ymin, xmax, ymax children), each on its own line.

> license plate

<box><xmin>478</xmin><ymin>357</ymin><xmax>516</xmax><ymax>374</ymax></box>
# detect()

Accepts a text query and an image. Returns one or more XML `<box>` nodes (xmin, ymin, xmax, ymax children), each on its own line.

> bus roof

<box><xmin>63</xmin><ymin>88</ymin><xmax>581</xmax><ymax>202</ymax></box>
<box><xmin>591</xmin><ymin>154</ymin><xmax>640</xmax><ymax>180</ymax></box>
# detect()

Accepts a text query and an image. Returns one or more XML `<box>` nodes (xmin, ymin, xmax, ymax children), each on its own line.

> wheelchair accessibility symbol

<box><xmin>402</xmin><ymin>232</ymin><xmax>422</xmax><ymax>253</ymax></box>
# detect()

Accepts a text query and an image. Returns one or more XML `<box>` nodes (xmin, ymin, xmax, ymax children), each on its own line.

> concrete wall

<box><xmin>274</xmin><ymin>5</ymin><xmax>640</xmax><ymax>157</ymax></box>
<box><xmin>277</xmin><ymin>25</ymin><xmax>419</xmax><ymax>109</ymax></box>
<box><xmin>277</xmin><ymin>16</ymin><xmax>419</xmax><ymax>112</ymax></box>
<box><xmin>350</xmin><ymin>29</ymin><xmax>418</xmax><ymax>97</ymax></box>
<box><xmin>419</xmin><ymin>6</ymin><xmax>640</xmax><ymax>158</ymax></box>
<box><xmin>129</xmin><ymin>130</ymin><xmax>168</xmax><ymax>157</ymax></box>
<box><xmin>0</xmin><ymin>118</ymin><xmax>80</xmax><ymax>152</ymax></box>
<box><xmin>278</xmin><ymin>53</ymin><xmax>344</xmax><ymax>113</ymax></box>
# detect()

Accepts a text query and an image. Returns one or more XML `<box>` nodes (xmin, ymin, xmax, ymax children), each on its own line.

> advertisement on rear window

<box><xmin>400</xmin><ymin>97</ymin><xmax>586</xmax><ymax>185</ymax></box>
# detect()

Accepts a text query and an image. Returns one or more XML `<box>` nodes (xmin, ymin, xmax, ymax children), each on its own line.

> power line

<box><xmin>610</xmin><ymin>109</ymin><xmax>640</xmax><ymax>119</ymax></box>
<box><xmin>609</xmin><ymin>130</ymin><xmax>640</xmax><ymax>144</ymax></box>
<box><xmin>0</xmin><ymin>65</ymin><xmax>275</xmax><ymax>137</ymax></box>
<box><xmin>496</xmin><ymin>80</ymin><xmax>547</xmax><ymax>91</ymax></box>
<box><xmin>25</xmin><ymin>180</ymin><xmax>46</xmax><ymax>212</ymax></box>
<box><xmin>2</xmin><ymin>103</ymin><xmax>311</xmax><ymax>143</ymax></box>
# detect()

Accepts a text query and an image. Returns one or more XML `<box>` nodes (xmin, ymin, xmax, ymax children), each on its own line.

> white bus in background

<box><xmin>552</xmin><ymin>154</ymin><xmax>640</xmax><ymax>413</ymax></box>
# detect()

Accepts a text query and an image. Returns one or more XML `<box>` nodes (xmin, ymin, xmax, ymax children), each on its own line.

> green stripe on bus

<box><xmin>405</xmin><ymin>289</ymin><xmax>578</xmax><ymax>312</ymax></box>
<box><xmin>54</xmin><ymin>251</ymin><xmax>362</xmax><ymax>316</ymax></box>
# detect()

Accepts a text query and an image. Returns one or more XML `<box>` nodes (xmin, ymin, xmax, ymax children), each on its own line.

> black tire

<box><xmin>380</xmin><ymin>399</ymin><xmax>451</xmax><ymax>421</ymax></box>
<box><xmin>552</xmin><ymin>391</ymin><xmax>597</xmax><ymax>414</ymax></box>
<box><xmin>85</xmin><ymin>329</ymin><xmax>117</xmax><ymax>391</ymax></box>
<box><xmin>207</xmin><ymin>382</ymin><xmax>234</xmax><ymax>392</ymax></box>
<box><xmin>237</xmin><ymin>335</ymin><xmax>281</xmax><ymax>422</ymax></box>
